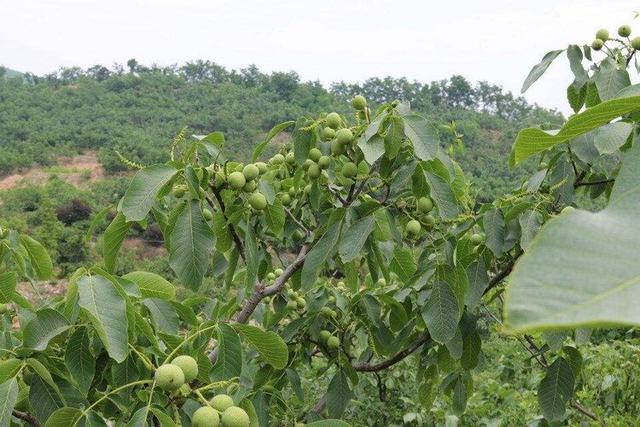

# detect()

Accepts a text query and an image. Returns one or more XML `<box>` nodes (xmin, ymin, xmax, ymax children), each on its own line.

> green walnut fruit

<box><xmin>281</xmin><ymin>193</ymin><xmax>291</xmax><ymax>205</ymax></box>
<box><xmin>249</xmin><ymin>192</ymin><xmax>267</xmax><ymax>210</ymax></box>
<box><xmin>618</xmin><ymin>25</ymin><xmax>632</xmax><ymax>37</ymax></box>
<box><xmin>327</xmin><ymin>295</ymin><xmax>336</xmax><ymax>303</ymax></box>
<box><xmin>210</xmin><ymin>394</ymin><xmax>235</xmax><ymax>412</ymax></box>
<box><xmin>221</xmin><ymin>407</ymin><xmax>250</xmax><ymax>427</ymax></box>
<box><xmin>155</xmin><ymin>364</ymin><xmax>185</xmax><ymax>391</ymax></box>
<box><xmin>417</xmin><ymin>197</ymin><xmax>433</xmax><ymax>213</ymax></box>
<box><xmin>326</xmin><ymin>112</ymin><xmax>342</xmax><ymax>129</ymax></box>
<box><xmin>376</xmin><ymin>278</ymin><xmax>386</xmax><ymax>287</ymax></box>
<box><xmin>632</xmin><ymin>36</ymin><xmax>640</xmax><ymax>49</ymax></box>
<box><xmin>242</xmin><ymin>164</ymin><xmax>259</xmax><ymax>181</ymax></box>
<box><xmin>303</xmin><ymin>159</ymin><xmax>314</xmax><ymax>171</ymax></box>
<box><xmin>303</xmin><ymin>184</ymin><xmax>312</xmax><ymax>195</ymax></box>
<box><xmin>266</xmin><ymin>272</ymin><xmax>276</xmax><ymax>281</ymax></box>
<box><xmin>319</xmin><ymin>330</ymin><xmax>331</xmax><ymax>342</ymax></box>
<box><xmin>192</xmin><ymin>406</ymin><xmax>220</xmax><ymax>427</ymax></box>
<box><xmin>341</xmin><ymin>162</ymin><xmax>358</xmax><ymax>178</ymax></box>
<box><xmin>0</xmin><ymin>304</ymin><xmax>9</xmax><ymax>314</ymax></box>
<box><xmin>323</xmin><ymin>126</ymin><xmax>336</xmax><ymax>140</ymax></box>
<box><xmin>172</xmin><ymin>185</ymin><xmax>187</xmax><ymax>198</ymax></box>
<box><xmin>335</xmin><ymin>128</ymin><xmax>354</xmax><ymax>145</ymax></box>
<box><xmin>318</xmin><ymin>155</ymin><xmax>331</xmax><ymax>169</ymax></box>
<box><xmin>286</xmin><ymin>152</ymin><xmax>296</xmax><ymax>165</ymax></box>
<box><xmin>596</xmin><ymin>28</ymin><xmax>609</xmax><ymax>41</ymax></box>
<box><xmin>271</xmin><ymin>153</ymin><xmax>285</xmax><ymax>165</ymax></box>
<box><xmin>308</xmin><ymin>148</ymin><xmax>322</xmax><ymax>162</ymax></box>
<box><xmin>591</xmin><ymin>39</ymin><xmax>604</xmax><ymax>50</ymax></box>
<box><xmin>307</xmin><ymin>163</ymin><xmax>321</xmax><ymax>179</ymax></box>
<box><xmin>423</xmin><ymin>215</ymin><xmax>435</xmax><ymax>226</ymax></box>
<box><xmin>351</xmin><ymin>95</ymin><xmax>366</xmax><ymax>110</ymax></box>
<box><xmin>331</xmin><ymin>139</ymin><xmax>346</xmax><ymax>155</ymax></box>
<box><xmin>255</xmin><ymin>162</ymin><xmax>268</xmax><ymax>174</ymax></box>
<box><xmin>320</xmin><ymin>307</ymin><xmax>333</xmax><ymax>317</ymax></box>
<box><xmin>228</xmin><ymin>172</ymin><xmax>246</xmax><ymax>190</ymax></box>
<box><xmin>203</xmin><ymin>209</ymin><xmax>213</xmax><ymax>221</ymax></box>
<box><xmin>274</xmin><ymin>268</ymin><xmax>284</xmax><ymax>276</ymax></box>
<box><xmin>406</xmin><ymin>219</ymin><xmax>421</xmax><ymax>235</ymax></box>
<box><xmin>171</xmin><ymin>355</ymin><xmax>199</xmax><ymax>382</ymax></box>
<box><xmin>296</xmin><ymin>298</ymin><xmax>306</xmax><ymax>309</ymax></box>
<box><xmin>295</xmin><ymin>422</ymin><xmax>305</xmax><ymax>427</ymax></box>
<box><xmin>561</xmin><ymin>206</ymin><xmax>575</xmax><ymax>214</ymax></box>
<box><xmin>287</xmin><ymin>300</ymin><xmax>298</xmax><ymax>310</ymax></box>
<box><xmin>243</xmin><ymin>180</ymin><xmax>257</xmax><ymax>193</ymax></box>
<box><xmin>327</xmin><ymin>336</ymin><xmax>340</xmax><ymax>350</ymax></box>
<box><xmin>469</xmin><ymin>233</ymin><xmax>484</xmax><ymax>245</ymax></box>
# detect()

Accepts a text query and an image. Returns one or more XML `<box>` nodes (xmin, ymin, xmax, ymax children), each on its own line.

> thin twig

<box><xmin>208</xmin><ymin>184</ymin><xmax>246</xmax><ymax>262</ymax></box>
<box><xmin>12</xmin><ymin>411</ymin><xmax>42</xmax><ymax>427</ymax></box>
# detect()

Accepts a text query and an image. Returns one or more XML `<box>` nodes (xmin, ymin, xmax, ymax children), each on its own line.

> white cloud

<box><xmin>1</xmin><ymin>0</ymin><xmax>637</xmax><ymax>113</ymax></box>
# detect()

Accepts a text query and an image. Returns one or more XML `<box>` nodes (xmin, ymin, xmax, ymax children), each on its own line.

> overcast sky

<box><xmin>1</xmin><ymin>0</ymin><xmax>638</xmax><ymax>113</ymax></box>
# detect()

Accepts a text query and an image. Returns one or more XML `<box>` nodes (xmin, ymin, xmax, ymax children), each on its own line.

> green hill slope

<box><xmin>0</xmin><ymin>61</ymin><xmax>562</xmax><ymax>196</ymax></box>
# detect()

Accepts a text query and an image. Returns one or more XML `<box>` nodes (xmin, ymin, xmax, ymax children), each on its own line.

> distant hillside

<box><xmin>0</xmin><ymin>60</ymin><xmax>563</xmax><ymax>197</ymax></box>
<box><xmin>0</xmin><ymin>66</ymin><xmax>23</xmax><ymax>79</ymax></box>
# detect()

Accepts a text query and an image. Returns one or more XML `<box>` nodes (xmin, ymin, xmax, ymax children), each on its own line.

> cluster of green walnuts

<box><xmin>154</xmin><ymin>356</ymin><xmax>250</xmax><ymax>427</ymax></box>
<box><xmin>591</xmin><ymin>24</ymin><xmax>640</xmax><ymax>50</ymax></box>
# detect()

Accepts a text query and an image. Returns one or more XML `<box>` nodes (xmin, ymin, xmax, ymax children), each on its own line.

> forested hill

<box><xmin>0</xmin><ymin>60</ymin><xmax>562</xmax><ymax>197</ymax></box>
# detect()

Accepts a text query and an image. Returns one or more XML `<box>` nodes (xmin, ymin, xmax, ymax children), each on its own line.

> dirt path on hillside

<box><xmin>0</xmin><ymin>150</ymin><xmax>104</xmax><ymax>190</ymax></box>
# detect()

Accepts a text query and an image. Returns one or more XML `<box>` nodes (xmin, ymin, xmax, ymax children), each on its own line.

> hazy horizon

<box><xmin>2</xmin><ymin>0</ymin><xmax>638</xmax><ymax>114</ymax></box>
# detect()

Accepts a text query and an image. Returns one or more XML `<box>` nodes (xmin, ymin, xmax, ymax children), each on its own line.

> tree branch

<box><xmin>12</xmin><ymin>411</ymin><xmax>42</xmax><ymax>427</ymax></box>
<box><xmin>208</xmin><ymin>244</ymin><xmax>310</xmax><ymax>361</ymax></box>
<box><xmin>574</xmin><ymin>178</ymin><xmax>614</xmax><ymax>188</ymax></box>
<box><xmin>482</xmin><ymin>252</ymin><xmax>521</xmax><ymax>296</ymax></box>
<box><xmin>353</xmin><ymin>334</ymin><xmax>431</xmax><ymax>372</ymax></box>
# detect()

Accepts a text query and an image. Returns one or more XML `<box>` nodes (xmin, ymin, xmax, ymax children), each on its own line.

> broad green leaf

<box><xmin>44</xmin><ymin>407</ymin><xmax>83</xmax><ymax>427</ymax></box>
<box><xmin>301</xmin><ymin>215</ymin><xmax>344</xmax><ymax>288</ymax></box>
<box><xmin>168</xmin><ymin>200</ymin><xmax>214</xmax><ymax>290</ymax></box>
<box><xmin>338</xmin><ymin>215</ymin><xmax>375</xmax><ymax>263</ymax></box>
<box><xmin>518</xmin><ymin>210</ymin><xmax>542</xmax><ymax>250</ymax></box>
<box><xmin>521</xmin><ymin>49</ymin><xmax>564</xmax><ymax>93</ymax></box>
<box><xmin>127</xmin><ymin>407</ymin><xmax>150</xmax><ymax>427</ymax></box>
<box><xmin>143</xmin><ymin>298</ymin><xmax>179</xmax><ymax>334</ymax></box>
<box><xmin>592</xmin><ymin>121</ymin><xmax>632</xmax><ymax>155</ymax></box>
<box><xmin>566</xmin><ymin>45</ymin><xmax>587</xmax><ymax>88</ymax></box>
<box><xmin>65</xmin><ymin>327</ymin><xmax>95</xmax><ymax>395</ymax></box>
<box><xmin>121</xmin><ymin>164</ymin><xmax>177</xmax><ymax>222</ymax></box>
<box><xmin>403</xmin><ymin>114</ymin><xmax>440</xmax><ymax>161</ymax></box>
<box><xmin>29</xmin><ymin>375</ymin><xmax>63</xmax><ymax>423</ymax></box>
<box><xmin>103</xmin><ymin>212</ymin><xmax>132</xmax><ymax>273</ymax></box>
<box><xmin>0</xmin><ymin>271</ymin><xmax>16</xmax><ymax>303</ymax></box>
<box><xmin>210</xmin><ymin>324</ymin><xmax>242</xmax><ymax>382</ymax></box>
<box><xmin>465</xmin><ymin>261</ymin><xmax>488</xmax><ymax>309</ymax></box>
<box><xmin>213</xmin><ymin>211</ymin><xmax>232</xmax><ymax>252</ymax></box>
<box><xmin>26</xmin><ymin>358</ymin><xmax>64</xmax><ymax>400</ymax></box>
<box><xmin>537</xmin><ymin>358</ymin><xmax>575</xmax><ymax>422</ymax></box>
<box><xmin>505</xmin><ymin>142</ymin><xmax>640</xmax><ymax>331</ymax></box>
<box><xmin>452</xmin><ymin>378</ymin><xmax>467</xmax><ymax>415</ymax></box>
<box><xmin>422</xmin><ymin>281</ymin><xmax>459</xmax><ymax>344</ymax></box>
<box><xmin>483</xmin><ymin>209</ymin><xmax>505</xmax><ymax>257</ymax></box>
<box><xmin>423</xmin><ymin>166</ymin><xmax>459</xmax><ymax>219</ymax></box>
<box><xmin>594</xmin><ymin>58</ymin><xmax>631</xmax><ymax>101</ymax></box>
<box><xmin>21</xmin><ymin>235</ymin><xmax>53</xmax><ymax>280</ymax></box>
<box><xmin>265</xmin><ymin>197</ymin><xmax>285</xmax><ymax>236</ymax></box>
<box><xmin>150</xmin><ymin>408</ymin><xmax>177</xmax><ymax>427</ymax></box>
<box><xmin>326</xmin><ymin>370</ymin><xmax>352</xmax><ymax>419</ymax></box>
<box><xmin>78</xmin><ymin>275</ymin><xmax>128</xmax><ymax>362</ymax></box>
<box><xmin>292</xmin><ymin>118</ymin><xmax>315</xmax><ymax>165</ymax></box>
<box><xmin>123</xmin><ymin>271</ymin><xmax>176</xmax><ymax>300</ymax></box>
<box><xmin>0</xmin><ymin>359</ymin><xmax>22</xmax><ymax>384</ymax></box>
<box><xmin>357</xmin><ymin>134</ymin><xmax>385</xmax><ymax>165</ymax></box>
<box><xmin>512</xmin><ymin>96</ymin><xmax>640</xmax><ymax>163</ymax></box>
<box><xmin>0</xmin><ymin>378</ymin><xmax>18</xmax><ymax>427</ymax></box>
<box><xmin>389</xmin><ymin>247</ymin><xmax>417</xmax><ymax>284</ymax></box>
<box><xmin>252</xmin><ymin>120</ymin><xmax>295</xmax><ymax>161</ymax></box>
<box><xmin>233</xmin><ymin>324</ymin><xmax>288</xmax><ymax>369</ymax></box>
<box><xmin>23</xmin><ymin>308</ymin><xmax>70</xmax><ymax>351</ymax></box>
